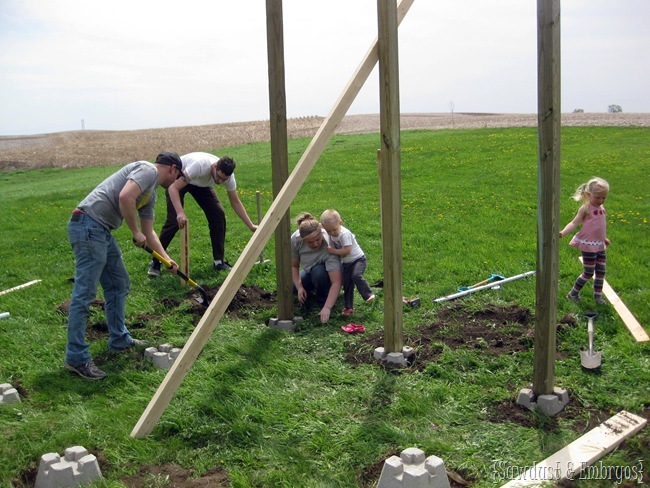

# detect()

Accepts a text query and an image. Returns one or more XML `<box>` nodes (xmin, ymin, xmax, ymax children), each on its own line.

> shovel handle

<box><xmin>139</xmin><ymin>243</ymin><xmax>199</xmax><ymax>288</ymax></box>
<box><xmin>458</xmin><ymin>274</ymin><xmax>506</xmax><ymax>292</ymax></box>
<box><xmin>587</xmin><ymin>316</ymin><xmax>595</xmax><ymax>354</ymax></box>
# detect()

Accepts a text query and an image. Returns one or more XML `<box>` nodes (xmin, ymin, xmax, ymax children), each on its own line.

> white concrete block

<box><xmin>35</xmin><ymin>446</ymin><xmax>102</xmax><ymax>488</ymax></box>
<box><xmin>146</xmin><ymin>344</ymin><xmax>182</xmax><ymax>370</ymax></box>
<box><xmin>0</xmin><ymin>383</ymin><xmax>21</xmax><ymax>404</ymax></box>
<box><xmin>374</xmin><ymin>347</ymin><xmax>387</xmax><ymax>360</ymax></box>
<box><xmin>378</xmin><ymin>448</ymin><xmax>450</xmax><ymax>488</ymax></box>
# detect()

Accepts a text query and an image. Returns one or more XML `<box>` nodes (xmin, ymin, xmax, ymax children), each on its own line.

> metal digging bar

<box><xmin>138</xmin><ymin>243</ymin><xmax>211</xmax><ymax>306</ymax></box>
<box><xmin>434</xmin><ymin>270</ymin><xmax>536</xmax><ymax>303</ymax></box>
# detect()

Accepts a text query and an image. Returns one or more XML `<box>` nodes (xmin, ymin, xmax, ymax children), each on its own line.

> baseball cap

<box><xmin>155</xmin><ymin>151</ymin><xmax>183</xmax><ymax>172</ymax></box>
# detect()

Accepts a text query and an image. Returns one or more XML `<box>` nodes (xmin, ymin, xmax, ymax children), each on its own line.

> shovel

<box><xmin>458</xmin><ymin>273</ymin><xmax>505</xmax><ymax>292</ymax></box>
<box><xmin>580</xmin><ymin>311</ymin><xmax>602</xmax><ymax>370</ymax></box>
<box><xmin>139</xmin><ymin>243</ymin><xmax>210</xmax><ymax>306</ymax></box>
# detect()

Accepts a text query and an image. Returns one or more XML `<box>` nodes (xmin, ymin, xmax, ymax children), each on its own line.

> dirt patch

<box><xmin>56</xmin><ymin>284</ymin><xmax>276</xmax><ymax>327</ymax></box>
<box><xmin>187</xmin><ymin>284</ymin><xmax>277</xmax><ymax>319</ymax></box>
<box><xmin>121</xmin><ymin>463</ymin><xmax>229</xmax><ymax>488</ymax></box>
<box><xmin>346</xmin><ymin>303</ymin><xmax>544</xmax><ymax>371</ymax></box>
<box><xmin>14</xmin><ymin>461</ymin><xmax>229</xmax><ymax>488</ymax></box>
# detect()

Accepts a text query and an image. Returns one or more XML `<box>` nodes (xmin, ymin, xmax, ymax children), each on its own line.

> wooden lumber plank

<box><xmin>130</xmin><ymin>0</ymin><xmax>416</xmax><ymax>439</ymax></box>
<box><xmin>602</xmin><ymin>280</ymin><xmax>649</xmax><ymax>342</ymax></box>
<box><xmin>578</xmin><ymin>257</ymin><xmax>648</xmax><ymax>342</ymax></box>
<box><xmin>501</xmin><ymin>411</ymin><xmax>647</xmax><ymax>487</ymax></box>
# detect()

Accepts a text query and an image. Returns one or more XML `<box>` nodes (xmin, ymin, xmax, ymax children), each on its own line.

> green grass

<box><xmin>0</xmin><ymin>126</ymin><xmax>648</xmax><ymax>487</ymax></box>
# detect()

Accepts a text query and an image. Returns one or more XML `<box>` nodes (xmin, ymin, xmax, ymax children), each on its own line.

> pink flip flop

<box><xmin>341</xmin><ymin>323</ymin><xmax>365</xmax><ymax>334</ymax></box>
<box><xmin>341</xmin><ymin>324</ymin><xmax>356</xmax><ymax>333</ymax></box>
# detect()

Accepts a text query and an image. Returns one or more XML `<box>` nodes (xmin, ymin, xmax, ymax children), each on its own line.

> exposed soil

<box><xmin>120</xmin><ymin>463</ymin><xmax>230</xmax><ymax>487</ymax></box>
<box><xmin>2</xmin><ymin>112</ymin><xmax>648</xmax><ymax>171</ymax></box>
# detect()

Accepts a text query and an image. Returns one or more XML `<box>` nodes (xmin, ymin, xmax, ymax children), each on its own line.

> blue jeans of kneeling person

<box><xmin>67</xmin><ymin>213</ymin><xmax>135</xmax><ymax>366</ymax></box>
<box><xmin>296</xmin><ymin>263</ymin><xmax>331</xmax><ymax>308</ymax></box>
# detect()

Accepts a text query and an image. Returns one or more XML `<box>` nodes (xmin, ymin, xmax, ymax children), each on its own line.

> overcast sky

<box><xmin>1</xmin><ymin>0</ymin><xmax>648</xmax><ymax>136</ymax></box>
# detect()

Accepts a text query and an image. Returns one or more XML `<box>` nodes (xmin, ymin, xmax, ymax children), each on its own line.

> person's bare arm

<box><xmin>227</xmin><ymin>190</ymin><xmax>257</xmax><ymax>232</ymax></box>
<box><xmin>119</xmin><ymin>180</ymin><xmax>146</xmax><ymax>246</ymax></box>
<box><xmin>140</xmin><ymin>218</ymin><xmax>177</xmax><ymax>273</ymax></box>
<box><xmin>327</xmin><ymin>245</ymin><xmax>352</xmax><ymax>257</ymax></box>
<box><xmin>167</xmin><ymin>178</ymin><xmax>189</xmax><ymax>228</ymax></box>
<box><xmin>559</xmin><ymin>206</ymin><xmax>586</xmax><ymax>238</ymax></box>
<box><xmin>319</xmin><ymin>270</ymin><xmax>342</xmax><ymax>323</ymax></box>
<box><xmin>292</xmin><ymin>257</ymin><xmax>307</xmax><ymax>303</ymax></box>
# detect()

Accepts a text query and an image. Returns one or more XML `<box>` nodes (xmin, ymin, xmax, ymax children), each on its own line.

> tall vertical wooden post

<box><xmin>378</xmin><ymin>0</ymin><xmax>403</xmax><ymax>353</ymax></box>
<box><xmin>534</xmin><ymin>0</ymin><xmax>561</xmax><ymax>395</ymax></box>
<box><xmin>266</xmin><ymin>0</ymin><xmax>293</xmax><ymax>319</ymax></box>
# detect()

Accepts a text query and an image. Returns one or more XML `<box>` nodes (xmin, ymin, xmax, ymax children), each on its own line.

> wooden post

<box><xmin>534</xmin><ymin>0</ymin><xmax>561</xmax><ymax>396</ymax></box>
<box><xmin>130</xmin><ymin>0</ymin><xmax>416</xmax><ymax>438</ymax></box>
<box><xmin>378</xmin><ymin>0</ymin><xmax>403</xmax><ymax>353</ymax></box>
<box><xmin>376</xmin><ymin>149</ymin><xmax>383</xmax><ymax>223</ymax></box>
<box><xmin>266</xmin><ymin>0</ymin><xmax>293</xmax><ymax>319</ymax></box>
<box><xmin>179</xmin><ymin>222</ymin><xmax>190</xmax><ymax>285</ymax></box>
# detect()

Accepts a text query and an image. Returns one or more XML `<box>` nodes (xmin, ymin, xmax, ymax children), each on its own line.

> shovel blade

<box><xmin>580</xmin><ymin>350</ymin><xmax>602</xmax><ymax>369</ymax></box>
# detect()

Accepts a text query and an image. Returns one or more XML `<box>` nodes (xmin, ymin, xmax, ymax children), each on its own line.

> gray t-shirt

<box><xmin>77</xmin><ymin>161</ymin><xmax>158</xmax><ymax>230</ymax></box>
<box><xmin>290</xmin><ymin>228</ymin><xmax>341</xmax><ymax>273</ymax></box>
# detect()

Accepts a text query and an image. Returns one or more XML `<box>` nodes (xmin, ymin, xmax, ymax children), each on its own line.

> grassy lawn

<box><xmin>0</xmin><ymin>126</ymin><xmax>648</xmax><ymax>487</ymax></box>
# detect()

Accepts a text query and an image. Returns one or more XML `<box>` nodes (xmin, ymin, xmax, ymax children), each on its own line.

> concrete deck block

<box><xmin>0</xmin><ymin>383</ymin><xmax>21</xmax><ymax>404</ymax></box>
<box><xmin>144</xmin><ymin>344</ymin><xmax>182</xmax><ymax>370</ymax></box>
<box><xmin>378</xmin><ymin>448</ymin><xmax>451</xmax><ymax>488</ymax></box>
<box><xmin>35</xmin><ymin>446</ymin><xmax>102</xmax><ymax>488</ymax></box>
<box><xmin>517</xmin><ymin>386</ymin><xmax>569</xmax><ymax>416</ymax></box>
<box><xmin>387</xmin><ymin>352</ymin><xmax>408</xmax><ymax>366</ymax></box>
<box><xmin>374</xmin><ymin>347</ymin><xmax>414</xmax><ymax>366</ymax></box>
<box><xmin>268</xmin><ymin>316</ymin><xmax>303</xmax><ymax>331</ymax></box>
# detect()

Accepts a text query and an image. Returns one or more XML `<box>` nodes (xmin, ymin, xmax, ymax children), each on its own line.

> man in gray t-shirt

<box><xmin>64</xmin><ymin>152</ymin><xmax>183</xmax><ymax>381</ymax></box>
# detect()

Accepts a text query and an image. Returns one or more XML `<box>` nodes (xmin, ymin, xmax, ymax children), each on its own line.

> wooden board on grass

<box><xmin>501</xmin><ymin>410</ymin><xmax>646</xmax><ymax>487</ymax></box>
<box><xmin>602</xmin><ymin>280</ymin><xmax>649</xmax><ymax>342</ymax></box>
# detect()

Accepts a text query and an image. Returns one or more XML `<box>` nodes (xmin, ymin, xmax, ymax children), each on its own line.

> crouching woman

<box><xmin>291</xmin><ymin>212</ymin><xmax>342</xmax><ymax>323</ymax></box>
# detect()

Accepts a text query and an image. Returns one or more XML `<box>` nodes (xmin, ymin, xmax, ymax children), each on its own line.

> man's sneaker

<box><xmin>213</xmin><ymin>261</ymin><xmax>232</xmax><ymax>271</ymax></box>
<box><xmin>110</xmin><ymin>338</ymin><xmax>147</xmax><ymax>352</ymax></box>
<box><xmin>148</xmin><ymin>260</ymin><xmax>161</xmax><ymax>277</ymax></box>
<box><xmin>64</xmin><ymin>361</ymin><xmax>106</xmax><ymax>380</ymax></box>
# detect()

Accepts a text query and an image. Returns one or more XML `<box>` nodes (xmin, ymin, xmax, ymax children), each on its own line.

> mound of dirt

<box><xmin>187</xmin><ymin>283</ymin><xmax>277</xmax><ymax>319</ymax></box>
<box><xmin>121</xmin><ymin>463</ymin><xmax>229</xmax><ymax>488</ymax></box>
<box><xmin>346</xmin><ymin>303</ymin><xmax>540</xmax><ymax>371</ymax></box>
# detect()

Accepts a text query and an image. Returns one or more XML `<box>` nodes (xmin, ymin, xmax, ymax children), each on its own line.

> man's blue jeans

<box><xmin>298</xmin><ymin>263</ymin><xmax>331</xmax><ymax>308</ymax></box>
<box><xmin>66</xmin><ymin>213</ymin><xmax>133</xmax><ymax>366</ymax></box>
